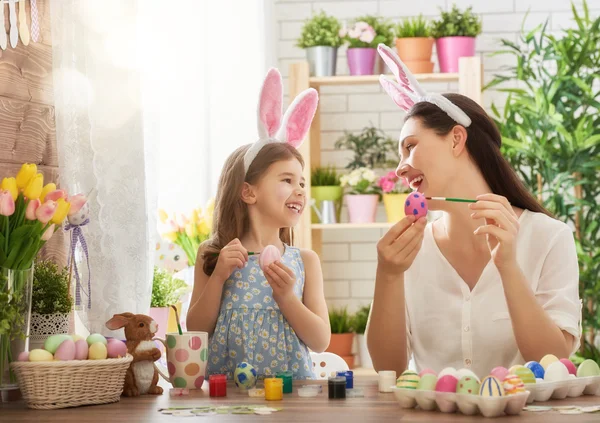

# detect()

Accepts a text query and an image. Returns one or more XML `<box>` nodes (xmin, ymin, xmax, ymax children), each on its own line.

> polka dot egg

<box><xmin>404</xmin><ymin>192</ymin><xmax>428</xmax><ymax>219</ymax></box>
<box><xmin>234</xmin><ymin>362</ymin><xmax>258</xmax><ymax>389</ymax></box>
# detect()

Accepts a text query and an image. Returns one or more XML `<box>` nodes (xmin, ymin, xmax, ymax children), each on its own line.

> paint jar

<box><xmin>265</xmin><ymin>377</ymin><xmax>283</xmax><ymax>401</ymax></box>
<box><xmin>337</xmin><ymin>370</ymin><xmax>353</xmax><ymax>389</ymax></box>
<box><xmin>276</xmin><ymin>371</ymin><xmax>293</xmax><ymax>394</ymax></box>
<box><xmin>209</xmin><ymin>374</ymin><xmax>227</xmax><ymax>397</ymax></box>
<box><xmin>328</xmin><ymin>376</ymin><xmax>346</xmax><ymax>399</ymax></box>
<box><xmin>378</xmin><ymin>370</ymin><xmax>397</xmax><ymax>393</ymax></box>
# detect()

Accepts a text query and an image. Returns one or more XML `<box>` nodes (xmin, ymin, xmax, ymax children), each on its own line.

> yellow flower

<box><xmin>164</xmin><ymin>231</ymin><xmax>178</xmax><ymax>242</ymax></box>
<box><xmin>158</xmin><ymin>209</ymin><xmax>168</xmax><ymax>224</ymax></box>
<box><xmin>1</xmin><ymin>178</ymin><xmax>18</xmax><ymax>201</ymax></box>
<box><xmin>51</xmin><ymin>198</ymin><xmax>71</xmax><ymax>224</ymax></box>
<box><xmin>23</xmin><ymin>174</ymin><xmax>43</xmax><ymax>200</ymax></box>
<box><xmin>185</xmin><ymin>222</ymin><xmax>196</xmax><ymax>238</ymax></box>
<box><xmin>40</xmin><ymin>183</ymin><xmax>57</xmax><ymax>202</ymax></box>
<box><xmin>197</xmin><ymin>219</ymin><xmax>210</xmax><ymax>236</ymax></box>
<box><xmin>16</xmin><ymin>163</ymin><xmax>37</xmax><ymax>189</ymax></box>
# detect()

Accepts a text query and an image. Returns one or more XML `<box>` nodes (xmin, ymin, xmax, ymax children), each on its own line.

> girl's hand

<box><xmin>376</xmin><ymin>215</ymin><xmax>427</xmax><ymax>275</ymax></box>
<box><xmin>470</xmin><ymin>193</ymin><xmax>520</xmax><ymax>271</ymax></box>
<box><xmin>212</xmin><ymin>238</ymin><xmax>248</xmax><ymax>282</ymax></box>
<box><xmin>265</xmin><ymin>261</ymin><xmax>296</xmax><ymax>304</ymax></box>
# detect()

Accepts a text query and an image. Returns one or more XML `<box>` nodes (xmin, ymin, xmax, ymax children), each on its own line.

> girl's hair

<box><xmin>406</xmin><ymin>93</ymin><xmax>551</xmax><ymax>217</ymax></box>
<box><xmin>201</xmin><ymin>143</ymin><xmax>305</xmax><ymax>276</ymax></box>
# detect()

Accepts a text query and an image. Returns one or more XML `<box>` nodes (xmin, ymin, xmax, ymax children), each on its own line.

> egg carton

<box><xmin>524</xmin><ymin>375</ymin><xmax>600</xmax><ymax>403</ymax></box>
<box><xmin>391</xmin><ymin>387</ymin><xmax>530</xmax><ymax>418</ymax></box>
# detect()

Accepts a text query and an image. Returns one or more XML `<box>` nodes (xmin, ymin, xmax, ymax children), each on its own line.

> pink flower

<box><xmin>348</xmin><ymin>29</ymin><xmax>361</xmax><ymax>39</ymax></box>
<box><xmin>41</xmin><ymin>224</ymin><xmax>55</xmax><ymax>241</ymax></box>
<box><xmin>359</xmin><ymin>27</ymin><xmax>376</xmax><ymax>44</ymax></box>
<box><xmin>67</xmin><ymin>194</ymin><xmax>87</xmax><ymax>216</ymax></box>
<box><xmin>36</xmin><ymin>200</ymin><xmax>57</xmax><ymax>224</ymax></box>
<box><xmin>382</xmin><ymin>179</ymin><xmax>396</xmax><ymax>193</ymax></box>
<box><xmin>355</xmin><ymin>21</ymin><xmax>370</xmax><ymax>31</ymax></box>
<box><xmin>26</xmin><ymin>199</ymin><xmax>41</xmax><ymax>220</ymax></box>
<box><xmin>0</xmin><ymin>190</ymin><xmax>15</xmax><ymax>216</ymax></box>
<box><xmin>45</xmin><ymin>190</ymin><xmax>67</xmax><ymax>202</ymax></box>
<box><xmin>338</xmin><ymin>28</ymin><xmax>347</xmax><ymax>37</ymax></box>
<box><xmin>385</xmin><ymin>171</ymin><xmax>399</xmax><ymax>181</ymax></box>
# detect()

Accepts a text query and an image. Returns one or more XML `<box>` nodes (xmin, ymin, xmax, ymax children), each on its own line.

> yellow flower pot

<box><xmin>383</xmin><ymin>193</ymin><xmax>409</xmax><ymax>223</ymax></box>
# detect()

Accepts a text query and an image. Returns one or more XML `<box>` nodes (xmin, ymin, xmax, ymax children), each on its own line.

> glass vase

<box><xmin>0</xmin><ymin>267</ymin><xmax>34</xmax><ymax>391</ymax></box>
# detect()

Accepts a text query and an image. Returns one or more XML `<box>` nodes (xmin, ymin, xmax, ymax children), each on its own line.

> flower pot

<box><xmin>357</xmin><ymin>334</ymin><xmax>373</xmax><ymax>369</ymax></box>
<box><xmin>326</xmin><ymin>333</ymin><xmax>354</xmax><ymax>368</ymax></box>
<box><xmin>311</xmin><ymin>186</ymin><xmax>343</xmax><ymax>224</ymax></box>
<box><xmin>395</xmin><ymin>37</ymin><xmax>434</xmax><ymax>62</ymax></box>
<box><xmin>383</xmin><ymin>193</ymin><xmax>410</xmax><ymax>223</ymax></box>
<box><xmin>149</xmin><ymin>307</ymin><xmax>170</xmax><ymax>341</ymax></box>
<box><xmin>404</xmin><ymin>60</ymin><xmax>435</xmax><ymax>74</ymax></box>
<box><xmin>347</xmin><ymin>48</ymin><xmax>377</xmax><ymax>76</ymax></box>
<box><xmin>436</xmin><ymin>36</ymin><xmax>476</xmax><ymax>73</ymax></box>
<box><xmin>346</xmin><ymin>194</ymin><xmax>379</xmax><ymax>224</ymax></box>
<box><xmin>306</xmin><ymin>46</ymin><xmax>338</xmax><ymax>77</ymax></box>
<box><xmin>29</xmin><ymin>312</ymin><xmax>70</xmax><ymax>351</ymax></box>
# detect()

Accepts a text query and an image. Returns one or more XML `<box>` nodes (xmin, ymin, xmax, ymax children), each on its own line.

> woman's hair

<box><xmin>201</xmin><ymin>143</ymin><xmax>305</xmax><ymax>276</ymax></box>
<box><xmin>406</xmin><ymin>93</ymin><xmax>551</xmax><ymax>217</ymax></box>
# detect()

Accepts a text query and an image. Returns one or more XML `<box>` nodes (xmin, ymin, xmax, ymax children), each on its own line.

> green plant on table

<box><xmin>395</xmin><ymin>15</ymin><xmax>431</xmax><ymax>38</ymax></box>
<box><xmin>151</xmin><ymin>266</ymin><xmax>190</xmax><ymax>308</ymax></box>
<box><xmin>297</xmin><ymin>11</ymin><xmax>343</xmax><ymax>48</ymax></box>
<box><xmin>311</xmin><ymin>166</ymin><xmax>341</xmax><ymax>187</ymax></box>
<box><xmin>32</xmin><ymin>260</ymin><xmax>72</xmax><ymax>315</ymax></box>
<box><xmin>329</xmin><ymin>307</ymin><xmax>354</xmax><ymax>334</ymax></box>
<box><xmin>431</xmin><ymin>4</ymin><xmax>482</xmax><ymax>38</ymax></box>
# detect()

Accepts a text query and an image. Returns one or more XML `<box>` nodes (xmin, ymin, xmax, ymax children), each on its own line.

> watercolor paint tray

<box><xmin>391</xmin><ymin>387</ymin><xmax>530</xmax><ymax>418</ymax></box>
<box><xmin>524</xmin><ymin>375</ymin><xmax>600</xmax><ymax>403</ymax></box>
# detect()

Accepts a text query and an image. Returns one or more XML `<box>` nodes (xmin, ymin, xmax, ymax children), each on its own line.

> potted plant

<box><xmin>378</xmin><ymin>171</ymin><xmax>411</xmax><ymax>223</ymax></box>
<box><xmin>395</xmin><ymin>15</ymin><xmax>434</xmax><ymax>74</ymax></box>
<box><xmin>354</xmin><ymin>15</ymin><xmax>394</xmax><ymax>74</ymax></box>
<box><xmin>326</xmin><ymin>307</ymin><xmax>355</xmax><ymax>368</ymax></box>
<box><xmin>431</xmin><ymin>4</ymin><xmax>482</xmax><ymax>73</ymax></box>
<box><xmin>297</xmin><ymin>11</ymin><xmax>343</xmax><ymax>77</ymax></box>
<box><xmin>335</xmin><ymin>125</ymin><xmax>398</xmax><ymax>170</ymax></box>
<box><xmin>150</xmin><ymin>266</ymin><xmax>190</xmax><ymax>340</ymax></box>
<box><xmin>29</xmin><ymin>260</ymin><xmax>72</xmax><ymax>350</ymax></box>
<box><xmin>310</xmin><ymin>166</ymin><xmax>342</xmax><ymax>224</ymax></box>
<box><xmin>339</xmin><ymin>20</ymin><xmax>387</xmax><ymax>75</ymax></box>
<box><xmin>352</xmin><ymin>304</ymin><xmax>372</xmax><ymax>369</ymax></box>
<box><xmin>340</xmin><ymin>168</ymin><xmax>380</xmax><ymax>224</ymax></box>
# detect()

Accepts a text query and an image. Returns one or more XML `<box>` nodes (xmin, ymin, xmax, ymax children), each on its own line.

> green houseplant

<box><xmin>335</xmin><ymin>125</ymin><xmax>398</xmax><ymax>170</ymax></box>
<box><xmin>431</xmin><ymin>4</ymin><xmax>482</xmax><ymax>72</ymax></box>
<box><xmin>352</xmin><ymin>304</ymin><xmax>373</xmax><ymax>368</ymax></box>
<box><xmin>326</xmin><ymin>307</ymin><xmax>355</xmax><ymax>368</ymax></box>
<box><xmin>310</xmin><ymin>166</ymin><xmax>342</xmax><ymax>224</ymax></box>
<box><xmin>297</xmin><ymin>11</ymin><xmax>342</xmax><ymax>77</ymax></box>
<box><xmin>486</xmin><ymin>0</ymin><xmax>600</xmax><ymax>362</ymax></box>
<box><xmin>395</xmin><ymin>15</ymin><xmax>434</xmax><ymax>74</ymax></box>
<box><xmin>340</xmin><ymin>18</ymin><xmax>389</xmax><ymax>76</ymax></box>
<box><xmin>150</xmin><ymin>267</ymin><xmax>190</xmax><ymax>339</ymax></box>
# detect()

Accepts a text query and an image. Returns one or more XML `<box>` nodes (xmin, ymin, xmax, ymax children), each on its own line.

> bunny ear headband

<box><xmin>243</xmin><ymin>68</ymin><xmax>319</xmax><ymax>173</ymax></box>
<box><xmin>377</xmin><ymin>44</ymin><xmax>472</xmax><ymax>127</ymax></box>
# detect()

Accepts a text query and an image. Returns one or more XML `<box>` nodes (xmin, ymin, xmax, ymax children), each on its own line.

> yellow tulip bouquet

<box><xmin>159</xmin><ymin>199</ymin><xmax>214</xmax><ymax>267</ymax></box>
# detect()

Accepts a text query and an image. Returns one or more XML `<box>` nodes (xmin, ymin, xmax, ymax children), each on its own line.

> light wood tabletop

<box><xmin>2</xmin><ymin>376</ymin><xmax>600</xmax><ymax>422</ymax></box>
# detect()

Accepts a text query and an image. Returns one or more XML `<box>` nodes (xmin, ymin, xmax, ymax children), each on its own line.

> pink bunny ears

<box><xmin>243</xmin><ymin>68</ymin><xmax>319</xmax><ymax>173</ymax></box>
<box><xmin>377</xmin><ymin>44</ymin><xmax>472</xmax><ymax>127</ymax></box>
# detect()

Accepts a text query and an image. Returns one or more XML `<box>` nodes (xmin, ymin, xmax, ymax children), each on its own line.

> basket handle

<box><xmin>152</xmin><ymin>337</ymin><xmax>171</xmax><ymax>382</ymax></box>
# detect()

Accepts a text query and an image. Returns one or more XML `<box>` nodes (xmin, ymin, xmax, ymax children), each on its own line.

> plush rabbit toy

<box><xmin>106</xmin><ymin>313</ymin><xmax>164</xmax><ymax>397</ymax></box>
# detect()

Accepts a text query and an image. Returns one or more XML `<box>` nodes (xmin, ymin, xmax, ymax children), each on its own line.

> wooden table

<box><xmin>2</xmin><ymin>376</ymin><xmax>600</xmax><ymax>422</ymax></box>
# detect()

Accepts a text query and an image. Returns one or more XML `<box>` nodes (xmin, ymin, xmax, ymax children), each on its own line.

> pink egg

<box><xmin>17</xmin><ymin>351</ymin><xmax>29</xmax><ymax>362</ymax></box>
<box><xmin>490</xmin><ymin>366</ymin><xmax>509</xmax><ymax>381</ymax></box>
<box><xmin>404</xmin><ymin>192</ymin><xmax>428</xmax><ymax>219</ymax></box>
<box><xmin>419</xmin><ymin>368</ymin><xmax>437</xmax><ymax>377</ymax></box>
<box><xmin>107</xmin><ymin>339</ymin><xmax>128</xmax><ymax>358</ymax></box>
<box><xmin>559</xmin><ymin>358</ymin><xmax>577</xmax><ymax>375</ymax></box>
<box><xmin>259</xmin><ymin>245</ymin><xmax>281</xmax><ymax>272</ymax></box>
<box><xmin>435</xmin><ymin>375</ymin><xmax>458</xmax><ymax>393</ymax></box>
<box><xmin>54</xmin><ymin>339</ymin><xmax>76</xmax><ymax>361</ymax></box>
<box><xmin>74</xmin><ymin>339</ymin><xmax>89</xmax><ymax>360</ymax></box>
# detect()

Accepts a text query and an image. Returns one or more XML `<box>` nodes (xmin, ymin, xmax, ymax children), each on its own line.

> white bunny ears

<box><xmin>243</xmin><ymin>68</ymin><xmax>319</xmax><ymax>173</ymax></box>
<box><xmin>377</xmin><ymin>44</ymin><xmax>472</xmax><ymax>127</ymax></box>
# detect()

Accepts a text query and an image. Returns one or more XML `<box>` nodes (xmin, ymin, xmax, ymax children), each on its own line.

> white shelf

<box><xmin>311</xmin><ymin>222</ymin><xmax>393</xmax><ymax>230</ymax></box>
<box><xmin>309</xmin><ymin>72</ymin><xmax>459</xmax><ymax>87</ymax></box>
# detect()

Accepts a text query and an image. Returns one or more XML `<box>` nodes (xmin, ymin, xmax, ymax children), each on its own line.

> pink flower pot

<box><xmin>436</xmin><ymin>36</ymin><xmax>476</xmax><ymax>73</ymax></box>
<box><xmin>347</xmin><ymin>48</ymin><xmax>377</xmax><ymax>76</ymax></box>
<box><xmin>346</xmin><ymin>194</ymin><xmax>379</xmax><ymax>223</ymax></box>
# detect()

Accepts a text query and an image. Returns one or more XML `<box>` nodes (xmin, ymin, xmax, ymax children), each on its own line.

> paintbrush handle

<box><xmin>426</xmin><ymin>197</ymin><xmax>477</xmax><ymax>203</ymax></box>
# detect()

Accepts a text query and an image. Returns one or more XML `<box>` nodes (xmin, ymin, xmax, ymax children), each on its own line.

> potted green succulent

<box><xmin>310</xmin><ymin>166</ymin><xmax>342</xmax><ymax>224</ymax></box>
<box><xmin>29</xmin><ymin>260</ymin><xmax>73</xmax><ymax>350</ymax></box>
<box><xmin>352</xmin><ymin>305</ymin><xmax>372</xmax><ymax>368</ymax></box>
<box><xmin>395</xmin><ymin>15</ymin><xmax>434</xmax><ymax>74</ymax></box>
<box><xmin>431</xmin><ymin>4</ymin><xmax>482</xmax><ymax>73</ymax></box>
<box><xmin>326</xmin><ymin>307</ymin><xmax>355</xmax><ymax>368</ymax></box>
<box><xmin>150</xmin><ymin>267</ymin><xmax>190</xmax><ymax>340</ymax></box>
<box><xmin>297</xmin><ymin>11</ymin><xmax>343</xmax><ymax>77</ymax></box>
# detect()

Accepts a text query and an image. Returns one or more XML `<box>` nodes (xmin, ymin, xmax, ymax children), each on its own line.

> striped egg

<box><xmin>404</xmin><ymin>192</ymin><xmax>428</xmax><ymax>219</ymax></box>
<box><xmin>396</xmin><ymin>370</ymin><xmax>420</xmax><ymax>389</ymax></box>
<box><xmin>503</xmin><ymin>374</ymin><xmax>525</xmax><ymax>395</ymax></box>
<box><xmin>479</xmin><ymin>376</ymin><xmax>505</xmax><ymax>397</ymax></box>
<box><xmin>509</xmin><ymin>366</ymin><xmax>536</xmax><ymax>384</ymax></box>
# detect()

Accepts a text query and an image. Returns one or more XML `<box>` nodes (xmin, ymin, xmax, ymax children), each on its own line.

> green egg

<box><xmin>577</xmin><ymin>359</ymin><xmax>600</xmax><ymax>377</ymax></box>
<box><xmin>44</xmin><ymin>334</ymin><xmax>72</xmax><ymax>354</ymax></box>
<box><xmin>456</xmin><ymin>376</ymin><xmax>480</xmax><ymax>395</ymax></box>
<box><xmin>417</xmin><ymin>373</ymin><xmax>437</xmax><ymax>391</ymax></box>
<box><xmin>86</xmin><ymin>333</ymin><xmax>108</xmax><ymax>347</ymax></box>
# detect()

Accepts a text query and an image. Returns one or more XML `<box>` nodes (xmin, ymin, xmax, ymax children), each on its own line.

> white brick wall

<box><xmin>275</xmin><ymin>0</ymin><xmax>600</xmax><ymax>312</ymax></box>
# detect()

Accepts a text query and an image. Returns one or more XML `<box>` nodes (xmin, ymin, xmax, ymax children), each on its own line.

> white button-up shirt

<box><xmin>405</xmin><ymin>210</ymin><xmax>582</xmax><ymax>379</ymax></box>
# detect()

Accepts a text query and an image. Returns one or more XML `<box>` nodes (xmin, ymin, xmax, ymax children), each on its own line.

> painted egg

<box><xmin>404</xmin><ymin>192</ymin><xmax>428</xmax><ymax>219</ymax></box>
<box><xmin>234</xmin><ymin>362</ymin><xmax>258</xmax><ymax>389</ymax></box>
<box><xmin>88</xmin><ymin>342</ymin><xmax>108</xmax><ymax>360</ymax></box>
<box><xmin>107</xmin><ymin>338</ymin><xmax>128</xmax><ymax>358</ymax></box>
<box><xmin>480</xmin><ymin>376</ymin><xmax>504</xmax><ymax>397</ymax></box>
<box><xmin>559</xmin><ymin>358</ymin><xmax>577</xmax><ymax>375</ymax></box>
<box><xmin>74</xmin><ymin>339</ymin><xmax>89</xmax><ymax>360</ymax></box>
<box><xmin>259</xmin><ymin>245</ymin><xmax>281</xmax><ymax>272</ymax></box>
<box><xmin>503</xmin><ymin>374</ymin><xmax>525</xmax><ymax>395</ymax></box>
<box><xmin>70</xmin><ymin>334</ymin><xmax>85</xmax><ymax>343</ymax></box>
<box><xmin>577</xmin><ymin>359</ymin><xmax>600</xmax><ymax>377</ymax></box>
<box><xmin>438</xmin><ymin>367</ymin><xmax>458</xmax><ymax>379</ymax></box>
<box><xmin>29</xmin><ymin>349</ymin><xmax>54</xmax><ymax>362</ymax></box>
<box><xmin>456</xmin><ymin>368</ymin><xmax>480</xmax><ymax>383</ymax></box>
<box><xmin>524</xmin><ymin>361</ymin><xmax>545</xmax><ymax>379</ymax></box>
<box><xmin>418</xmin><ymin>368</ymin><xmax>436</xmax><ymax>377</ymax></box>
<box><xmin>509</xmin><ymin>365</ymin><xmax>536</xmax><ymax>384</ymax></box>
<box><xmin>86</xmin><ymin>333</ymin><xmax>108</xmax><ymax>347</ymax></box>
<box><xmin>417</xmin><ymin>373</ymin><xmax>437</xmax><ymax>391</ymax></box>
<box><xmin>17</xmin><ymin>351</ymin><xmax>29</xmax><ymax>362</ymax></box>
<box><xmin>540</xmin><ymin>354</ymin><xmax>559</xmax><ymax>370</ymax></box>
<box><xmin>490</xmin><ymin>366</ymin><xmax>509</xmax><ymax>381</ymax></box>
<box><xmin>435</xmin><ymin>375</ymin><xmax>458</xmax><ymax>393</ymax></box>
<box><xmin>44</xmin><ymin>334</ymin><xmax>72</xmax><ymax>354</ymax></box>
<box><xmin>544</xmin><ymin>361</ymin><xmax>570</xmax><ymax>382</ymax></box>
<box><xmin>54</xmin><ymin>339</ymin><xmax>76</xmax><ymax>361</ymax></box>
<box><xmin>396</xmin><ymin>370</ymin><xmax>420</xmax><ymax>389</ymax></box>
<box><xmin>456</xmin><ymin>376</ymin><xmax>480</xmax><ymax>395</ymax></box>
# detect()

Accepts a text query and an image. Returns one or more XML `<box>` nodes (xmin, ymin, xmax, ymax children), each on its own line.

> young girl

<box><xmin>186</xmin><ymin>69</ymin><xmax>330</xmax><ymax>380</ymax></box>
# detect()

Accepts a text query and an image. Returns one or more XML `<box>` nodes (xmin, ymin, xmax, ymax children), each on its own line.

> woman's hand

<box><xmin>470</xmin><ymin>193</ymin><xmax>520</xmax><ymax>271</ymax></box>
<box><xmin>265</xmin><ymin>261</ymin><xmax>297</xmax><ymax>304</ymax></box>
<box><xmin>212</xmin><ymin>238</ymin><xmax>248</xmax><ymax>282</ymax></box>
<box><xmin>376</xmin><ymin>214</ymin><xmax>427</xmax><ymax>275</ymax></box>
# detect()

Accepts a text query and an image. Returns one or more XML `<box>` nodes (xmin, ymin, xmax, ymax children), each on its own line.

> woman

<box><xmin>365</xmin><ymin>45</ymin><xmax>582</xmax><ymax>378</ymax></box>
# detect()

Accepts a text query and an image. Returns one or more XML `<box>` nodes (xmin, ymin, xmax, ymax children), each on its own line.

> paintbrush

<box><xmin>425</xmin><ymin>196</ymin><xmax>477</xmax><ymax>204</ymax></box>
<box><xmin>170</xmin><ymin>305</ymin><xmax>183</xmax><ymax>335</ymax></box>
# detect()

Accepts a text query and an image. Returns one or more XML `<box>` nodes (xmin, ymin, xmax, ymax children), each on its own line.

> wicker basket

<box><xmin>10</xmin><ymin>354</ymin><xmax>133</xmax><ymax>409</ymax></box>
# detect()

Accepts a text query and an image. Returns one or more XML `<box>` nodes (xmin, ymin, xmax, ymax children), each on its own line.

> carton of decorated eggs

<box><xmin>19</xmin><ymin>333</ymin><xmax>128</xmax><ymax>362</ymax></box>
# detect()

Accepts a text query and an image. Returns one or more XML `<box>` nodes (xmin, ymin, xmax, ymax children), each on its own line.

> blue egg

<box><xmin>525</xmin><ymin>361</ymin><xmax>545</xmax><ymax>379</ymax></box>
<box><xmin>234</xmin><ymin>361</ymin><xmax>257</xmax><ymax>389</ymax></box>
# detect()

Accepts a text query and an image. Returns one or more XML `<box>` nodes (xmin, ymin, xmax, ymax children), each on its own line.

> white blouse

<box><xmin>405</xmin><ymin>209</ymin><xmax>582</xmax><ymax>379</ymax></box>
